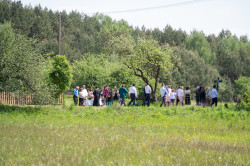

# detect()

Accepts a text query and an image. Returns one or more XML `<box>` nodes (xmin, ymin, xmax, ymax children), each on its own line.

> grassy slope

<box><xmin>0</xmin><ymin>97</ymin><xmax>249</xmax><ymax>165</ymax></box>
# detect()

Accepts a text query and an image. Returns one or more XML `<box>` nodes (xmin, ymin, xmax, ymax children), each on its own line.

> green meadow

<box><xmin>0</xmin><ymin>96</ymin><xmax>249</xmax><ymax>165</ymax></box>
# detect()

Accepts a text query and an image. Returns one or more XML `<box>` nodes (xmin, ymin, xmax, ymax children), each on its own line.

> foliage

<box><xmin>0</xmin><ymin>22</ymin><xmax>55</xmax><ymax>104</ymax></box>
<box><xmin>235</xmin><ymin>76</ymin><xmax>250</xmax><ymax>103</ymax></box>
<box><xmin>168</xmin><ymin>47</ymin><xmax>219</xmax><ymax>89</ymax></box>
<box><xmin>49</xmin><ymin>55</ymin><xmax>72</xmax><ymax>98</ymax></box>
<box><xmin>72</xmin><ymin>53</ymin><xmax>143</xmax><ymax>89</ymax></box>
<box><xmin>108</xmin><ymin>36</ymin><xmax>175</xmax><ymax>100</ymax></box>
<box><xmin>1</xmin><ymin>1</ymin><xmax>250</xmax><ymax>102</ymax></box>
<box><xmin>186</xmin><ymin>31</ymin><xmax>215</xmax><ymax>64</ymax></box>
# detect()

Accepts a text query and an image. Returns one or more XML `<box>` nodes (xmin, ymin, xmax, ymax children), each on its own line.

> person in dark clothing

<box><xmin>93</xmin><ymin>87</ymin><xmax>101</xmax><ymax>106</ymax></box>
<box><xmin>196</xmin><ymin>86</ymin><xmax>200</xmax><ymax>106</ymax></box>
<box><xmin>200</xmin><ymin>86</ymin><xmax>206</xmax><ymax>107</ymax></box>
<box><xmin>107</xmin><ymin>88</ymin><xmax>112</xmax><ymax>106</ymax></box>
<box><xmin>112</xmin><ymin>86</ymin><xmax>119</xmax><ymax>103</ymax></box>
<box><xmin>73</xmin><ymin>86</ymin><xmax>79</xmax><ymax>106</ymax></box>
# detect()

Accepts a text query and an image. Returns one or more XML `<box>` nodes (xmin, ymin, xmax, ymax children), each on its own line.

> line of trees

<box><xmin>0</xmin><ymin>0</ymin><xmax>249</xmax><ymax>102</ymax></box>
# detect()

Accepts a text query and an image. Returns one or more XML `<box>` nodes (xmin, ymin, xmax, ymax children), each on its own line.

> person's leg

<box><xmin>79</xmin><ymin>98</ymin><xmax>81</xmax><ymax>106</ymax></box>
<box><xmin>121</xmin><ymin>98</ymin><xmax>124</xmax><ymax>106</ymax></box>
<box><xmin>128</xmin><ymin>94</ymin><xmax>133</xmax><ymax>106</ymax></box>
<box><xmin>179</xmin><ymin>96</ymin><xmax>183</xmax><ymax>106</ymax></box>
<box><xmin>123</xmin><ymin>98</ymin><xmax>126</xmax><ymax>106</ymax></box>
<box><xmin>160</xmin><ymin>97</ymin><xmax>164</xmax><ymax>107</ymax></box>
<box><xmin>215</xmin><ymin>97</ymin><xmax>217</xmax><ymax>106</ymax></box>
<box><xmin>171</xmin><ymin>99</ymin><xmax>175</xmax><ymax>106</ymax></box>
<box><xmin>147</xmin><ymin>94</ymin><xmax>151</xmax><ymax>107</ymax></box>
<box><xmin>211</xmin><ymin>98</ymin><xmax>214</xmax><ymax>106</ymax></box>
<box><xmin>144</xmin><ymin>97</ymin><xmax>147</xmax><ymax>106</ymax></box>
<box><xmin>83</xmin><ymin>98</ymin><xmax>86</xmax><ymax>106</ymax></box>
<box><xmin>132</xmin><ymin>93</ymin><xmax>136</xmax><ymax>106</ymax></box>
<box><xmin>74</xmin><ymin>96</ymin><xmax>77</xmax><ymax>106</ymax></box>
<box><xmin>105</xmin><ymin>96</ymin><xmax>107</xmax><ymax>106</ymax></box>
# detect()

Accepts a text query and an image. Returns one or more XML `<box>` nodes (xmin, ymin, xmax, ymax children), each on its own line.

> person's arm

<box><xmin>79</xmin><ymin>92</ymin><xmax>83</xmax><ymax>98</ymax></box>
<box><xmin>125</xmin><ymin>88</ymin><xmax>128</xmax><ymax>94</ymax></box>
<box><xmin>74</xmin><ymin>90</ymin><xmax>78</xmax><ymax>97</ymax></box>
<box><xmin>135</xmin><ymin>88</ymin><xmax>138</xmax><ymax>97</ymax></box>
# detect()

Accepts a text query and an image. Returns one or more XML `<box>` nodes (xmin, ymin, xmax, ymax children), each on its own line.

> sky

<box><xmin>19</xmin><ymin>0</ymin><xmax>250</xmax><ymax>37</ymax></box>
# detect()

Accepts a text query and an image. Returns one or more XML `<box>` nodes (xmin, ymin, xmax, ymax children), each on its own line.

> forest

<box><xmin>0</xmin><ymin>0</ymin><xmax>250</xmax><ymax>103</ymax></box>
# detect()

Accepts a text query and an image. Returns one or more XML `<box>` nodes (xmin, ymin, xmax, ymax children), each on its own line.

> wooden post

<box><xmin>59</xmin><ymin>14</ymin><xmax>62</xmax><ymax>55</ymax></box>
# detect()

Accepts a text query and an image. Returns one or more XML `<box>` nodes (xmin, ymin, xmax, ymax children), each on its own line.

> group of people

<box><xmin>159</xmin><ymin>84</ymin><xmax>191</xmax><ymax>107</ymax></box>
<box><xmin>196</xmin><ymin>84</ymin><xmax>218</xmax><ymax>107</ymax></box>
<box><xmin>73</xmin><ymin>83</ymin><xmax>142</xmax><ymax>107</ymax></box>
<box><xmin>73</xmin><ymin>83</ymin><xmax>218</xmax><ymax>107</ymax></box>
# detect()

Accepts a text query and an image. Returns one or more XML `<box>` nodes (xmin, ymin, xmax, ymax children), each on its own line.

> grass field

<box><xmin>0</xmin><ymin>96</ymin><xmax>249</xmax><ymax>165</ymax></box>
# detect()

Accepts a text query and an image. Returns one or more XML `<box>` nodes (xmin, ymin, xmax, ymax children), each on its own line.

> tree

<box><xmin>186</xmin><ymin>31</ymin><xmax>215</xmax><ymax>64</ymax></box>
<box><xmin>0</xmin><ymin>22</ymin><xmax>55</xmax><ymax>104</ymax></box>
<box><xmin>235</xmin><ymin>76</ymin><xmax>250</xmax><ymax>96</ymax></box>
<box><xmin>72</xmin><ymin>53</ymin><xmax>143</xmax><ymax>90</ymax></box>
<box><xmin>49</xmin><ymin>55</ymin><xmax>72</xmax><ymax>98</ymax></box>
<box><xmin>108</xmin><ymin>36</ymin><xmax>174</xmax><ymax>101</ymax></box>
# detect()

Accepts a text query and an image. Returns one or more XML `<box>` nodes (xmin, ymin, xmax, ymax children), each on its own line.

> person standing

<box><xmin>128</xmin><ymin>84</ymin><xmax>137</xmax><ymax>106</ymax></box>
<box><xmin>185</xmin><ymin>87</ymin><xmax>191</xmax><ymax>105</ymax></box>
<box><xmin>102</xmin><ymin>85</ymin><xmax>110</xmax><ymax>106</ymax></box>
<box><xmin>87</xmin><ymin>87</ymin><xmax>94</xmax><ymax>106</ymax></box>
<box><xmin>178</xmin><ymin>86</ymin><xmax>184</xmax><ymax>106</ymax></box>
<box><xmin>211</xmin><ymin>85</ymin><xmax>218</xmax><ymax>107</ymax></box>
<box><xmin>81</xmin><ymin>85</ymin><xmax>88</xmax><ymax>106</ymax></box>
<box><xmin>119</xmin><ymin>84</ymin><xmax>128</xmax><ymax>106</ymax></box>
<box><xmin>160</xmin><ymin>84</ymin><xmax>167</xmax><ymax>107</ymax></box>
<box><xmin>88</xmin><ymin>87</ymin><xmax>94</xmax><ymax>100</ymax></box>
<box><xmin>200</xmin><ymin>86</ymin><xmax>206</xmax><ymax>107</ymax></box>
<box><xmin>93</xmin><ymin>87</ymin><xmax>101</xmax><ymax>106</ymax></box>
<box><xmin>144</xmin><ymin>82</ymin><xmax>152</xmax><ymax>107</ymax></box>
<box><xmin>112</xmin><ymin>86</ymin><xmax>119</xmax><ymax>103</ymax></box>
<box><xmin>73</xmin><ymin>86</ymin><xmax>79</xmax><ymax>106</ymax></box>
<box><xmin>206</xmin><ymin>87</ymin><xmax>212</xmax><ymax>106</ymax></box>
<box><xmin>166</xmin><ymin>85</ymin><xmax>171</xmax><ymax>106</ymax></box>
<box><xmin>170</xmin><ymin>89</ymin><xmax>176</xmax><ymax>106</ymax></box>
<box><xmin>195</xmin><ymin>86</ymin><xmax>200</xmax><ymax>106</ymax></box>
<box><xmin>176</xmin><ymin>86</ymin><xmax>180</xmax><ymax>106</ymax></box>
<box><xmin>107</xmin><ymin>88</ymin><xmax>113</xmax><ymax>106</ymax></box>
<box><xmin>79</xmin><ymin>88</ymin><xmax>84</xmax><ymax>106</ymax></box>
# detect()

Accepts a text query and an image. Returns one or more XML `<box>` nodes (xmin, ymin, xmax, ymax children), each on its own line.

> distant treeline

<box><xmin>0</xmin><ymin>0</ymin><xmax>249</xmax><ymax>102</ymax></box>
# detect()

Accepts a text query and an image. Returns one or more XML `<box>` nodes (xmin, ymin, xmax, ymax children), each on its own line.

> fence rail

<box><xmin>0</xmin><ymin>91</ymin><xmax>64</xmax><ymax>105</ymax></box>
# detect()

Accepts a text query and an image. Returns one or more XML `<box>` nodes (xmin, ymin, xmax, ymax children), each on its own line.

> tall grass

<box><xmin>0</xmin><ymin>103</ymin><xmax>249</xmax><ymax>165</ymax></box>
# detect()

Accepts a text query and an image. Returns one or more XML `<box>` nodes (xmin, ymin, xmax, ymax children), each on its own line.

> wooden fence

<box><xmin>0</xmin><ymin>91</ymin><xmax>64</xmax><ymax>105</ymax></box>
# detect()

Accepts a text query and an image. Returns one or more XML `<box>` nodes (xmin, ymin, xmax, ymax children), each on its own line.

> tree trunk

<box><xmin>152</xmin><ymin>67</ymin><xmax>160</xmax><ymax>101</ymax></box>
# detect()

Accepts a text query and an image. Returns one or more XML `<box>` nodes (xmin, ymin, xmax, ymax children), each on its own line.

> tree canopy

<box><xmin>0</xmin><ymin>0</ymin><xmax>250</xmax><ymax>102</ymax></box>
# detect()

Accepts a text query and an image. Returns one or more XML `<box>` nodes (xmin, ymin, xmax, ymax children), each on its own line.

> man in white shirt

<box><xmin>144</xmin><ymin>82</ymin><xmax>152</xmax><ymax>107</ymax></box>
<box><xmin>128</xmin><ymin>84</ymin><xmax>137</xmax><ymax>106</ymax></box>
<box><xmin>160</xmin><ymin>84</ymin><xmax>168</xmax><ymax>107</ymax></box>
<box><xmin>211</xmin><ymin>85</ymin><xmax>218</xmax><ymax>106</ymax></box>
